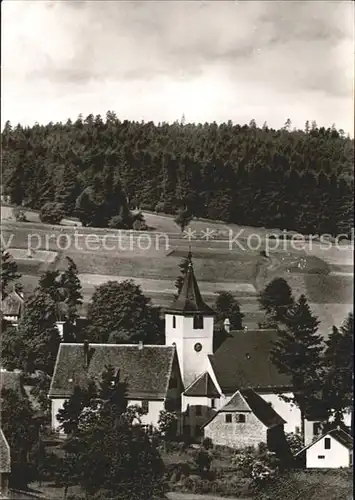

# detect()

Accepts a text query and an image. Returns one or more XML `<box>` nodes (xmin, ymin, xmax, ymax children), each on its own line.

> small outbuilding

<box><xmin>202</xmin><ymin>388</ymin><xmax>289</xmax><ymax>454</ymax></box>
<box><xmin>295</xmin><ymin>427</ymin><xmax>353</xmax><ymax>469</ymax></box>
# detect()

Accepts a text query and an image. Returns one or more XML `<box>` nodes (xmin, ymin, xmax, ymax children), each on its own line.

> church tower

<box><xmin>165</xmin><ymin>253</ymin><xmax>215</xmax><ymax>386</ymax></box>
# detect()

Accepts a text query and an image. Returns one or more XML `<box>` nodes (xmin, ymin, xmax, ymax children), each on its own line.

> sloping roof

<box><xmin>296</xmin><ymin>428</ymin><xmax>353</xmax><ymax>456</ymax></box>
<box><xmin>184</xmin><ymin>372</ymin><xmax>220</xmax><ymax>398</ymax></box>
<box><xmin>0</xmin><ymin>369</ymin><xmax>26</xmax><ymax>397</ymax></box>
<box><xmin>1</xmin><ymin>290</ymin><xmax>24</xmax><ymax>316</ymax></box>
<box><xmin>203</xmin><ymin>389</ymin><xmax>285</xmax><ymax>429</ymax></box>
<box><xmin>0</xmin><ymin>429</ymin><xmax>11</xmax><ymax>473</ymax></box>
<box><xmin>209</xmin><ymin>329</ymin><xmax>291</xmax><ymax>393</ymax></box>
<box><xmin>166</xmin><ymin>255</ymin><xmax>215</xmax><ymax>315</ymax></box>
<box><xmin>49</xmin><ymin>343</ymin><xmax>177</xmax><ymax>400</ymax></box>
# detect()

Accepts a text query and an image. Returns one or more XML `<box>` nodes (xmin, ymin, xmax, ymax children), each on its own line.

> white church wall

<box><xmin>165</xmin><ymin>313</ymin><xmax>214</xmax><ymax>385</ymax></box>
<box><xmin>259</xmin><ymin>392</ymin><xmax>302</xmax><ymax>434</ymax></box>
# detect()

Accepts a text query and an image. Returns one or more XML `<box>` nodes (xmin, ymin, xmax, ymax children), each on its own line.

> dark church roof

<box><xmin>209</xmin><ymin>329</ymin><xmax>291</xmax><ymax>393</ymax></box>
<box><xmin>166</xmin><ymin>254</ymin><xmax>215</xmax><ymax>316</ymax></box>
<box><xmin>49</xmin><ymin>343</ymin><xmax>178</xmax><ymax>400</ymax></box>
<box><xmin>184</xmin><ymin>372</ymin><xmax>220</xmax><ymax>398</ymax></box>
<box><xmin>203</xmin><ymin>388</ymin><xmax>285</xmax><ymax>429</ymax></box>
<box><xmin>0</xmin><ymin>429</ymin><xmax>11</xmax><ymax>474</ymax></box>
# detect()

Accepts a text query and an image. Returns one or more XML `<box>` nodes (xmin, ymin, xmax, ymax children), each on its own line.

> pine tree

<box><xmin>59</xmin><ymin>257</ymin><xmax>83</xmax><ymax>337</ymax></box>
<box><xmin>1</xmin><ymin>249</ymin><xmax>22</xmax><ymax>296</ymax></box>
<box><xmin>322</xmin><ymin>313</ymin><xmax>353</xmax><ymax>425</ymax></box>
<box><xmin>271</xmin><ymin>295</ymin><xmax>324</xmax><ymax>435</ymax></box>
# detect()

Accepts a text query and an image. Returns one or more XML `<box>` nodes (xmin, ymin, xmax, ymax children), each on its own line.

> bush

<box><xmin>108</xmin><ymin>214</ymin><xmax>134</xmax><ymax>229</ymax></box>
<box><xmin>232</xmin><ymin>445</ymin><xmax>280</xmax><ymax>485</ymax></box>
<box><xmin>285</xmin><ymin>432</ymin><xmax>304</xmax><ymax>455</ymax></box>
<box><xmin>12</xmin><ymin>206</ymin><xmax>28</xmax><ymax>222</ymax></box>
<box><xmin>154</xmin><ymin>201</ymin><xmax>176</xmax><ymax>214</ymax></box>
<box><xmin>39</xmin><ymin>202</ymin><xmax>64</xmax><ymax>224</ymax></box>
<box><xmin>132</xmin><ymin>212</ymin><xmax>148</xmax><ymax>231</ymax></box>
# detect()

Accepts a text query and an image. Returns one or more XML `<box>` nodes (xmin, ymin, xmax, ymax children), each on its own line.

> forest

<box><xmin>1</xmin><ymin>114</ymin><xmax>354</xmax><ymax>235</ymax></box>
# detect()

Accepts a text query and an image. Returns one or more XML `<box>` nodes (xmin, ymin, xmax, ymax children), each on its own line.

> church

<box><xmin>49</xmin><ymin>253</ymin><xmax>321</xmax><ymax>444</ymax></box>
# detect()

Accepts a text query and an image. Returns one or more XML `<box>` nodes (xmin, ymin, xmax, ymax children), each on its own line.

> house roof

<box><xmin>0</xmin><ymin>369</ymin><xmax>26</xmax><ymax>397</ymax></box>
<box><xmin>184</xmin><ymin>372</ymin><xmax>220</xmax><ymax>398</ymax></box>
<box><xmin>296</xmin><ymin>428</ymin><xmax>353</xmax><ymax>456</ymax></box>
<box><xmin>165</xmin><ymin>254</ymin><xmax>215</xmax><ymax>316</ymax></box>
<box><xmin>0</xmin><ymin>429</ymin><xmax>11</xmax><ymax>473</ymax></box>
<box><xmin>1</xmin><ymin>290</ymin><xmax>24</xmax><ymax>316</ymax></box>
<box><xmin>203</xmin><ymin>388</ymin><xmax>285</xmax><ymax>429</ymax></box>
<box><xmin>49</xmin><ymin>343</ymin><xmax>177</xmax><ymax>400</ymax></box>
<box><xmin>209</xmin><ymin>329</ymin><xmax>291</xmax><ymax>393</ymax></box>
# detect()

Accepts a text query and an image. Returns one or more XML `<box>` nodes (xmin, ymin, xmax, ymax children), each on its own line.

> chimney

<box><xmin>83</xmin><ymin>340</ymin><xmax>89</xmax><ymax>368</ymax></box>
<box><xmin>138</xmin><ymin>341</ymin><xmax>143</xmax><ymax>351</ymax></box>
<box><xmin>56</xmin><ymin>321</ymin><xmax>65</xmax><ymax>340</ymax></box>
<box><xmin>223</xmin><ymin>318</ymin><xmax>231</xmax><ymax>333</ymax></box>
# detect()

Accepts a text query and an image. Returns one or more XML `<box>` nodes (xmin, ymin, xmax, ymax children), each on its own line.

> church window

<box><xmin>211</xmin><ymin>398</ymin><xmax>216</xmax><ymax>409</ymax></box>
<box><xmin>193</xmin><ymin>315</ymin><xmax>204</xmax><ymax>329</ymax></box>
<box><xmin>142</xmin><ymin>400</ymin><xmax>149</xmax><ymax>413</ymax></box>
<box><xmin>225</xmin><ymin>414</ymin><xmax>232</xmax><ymax>423</ymax></box>
<box><xmin>324</xmin><ymin>437</ymin><xmax>331</xmax><ymax>450</ymax></box>
<box><xmin>236</xmin><ymin>414</ymin><xmax>246</xmax><ymax>423</ymax></box>
<box><xmin>172</xmin><ymin>316</ymin><xmax>176</xmax><ymax>328</ymax></box>
<box><xmin>195</xmin><ymin>405</ymin><xmax>202</xmax><ymax>416</ymax></box>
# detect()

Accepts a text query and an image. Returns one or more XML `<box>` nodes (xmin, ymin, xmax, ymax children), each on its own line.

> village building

<box><xmin>296</xmin><ymin>428</ymin><xmax>353</xmax><ymax>469</ymax></box>
<box><xmin>49</xmin><ymin>342</ymin><xmax>183</xmax><ymax>433</ymax></box>
<box><xmin>0</xmin><ymin>428</ymin><xmax>11</xmax><ymax>497</ymax></box>
<box><xmin>0</xmin><ymin>290</ymin><xmax>24</xmax><ymax>327</ymax></box>
<box><xmin>202</xmin><ymin>388</ymin><xmax>291</xmax><ymax>457</ymax></box>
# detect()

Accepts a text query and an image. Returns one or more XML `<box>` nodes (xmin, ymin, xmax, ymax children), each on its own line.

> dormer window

<box><xmin>172</xmin><ymin>315</ymin><xmax>176</xmax><ymax>329</ymax></box>
<box><xmin>193</xmin><ymin>315</ymin><xmax>204</xmax><ymax>330</ymax></box>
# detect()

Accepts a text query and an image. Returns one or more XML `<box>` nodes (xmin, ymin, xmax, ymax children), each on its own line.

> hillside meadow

<box><xmin>1</xmin><ymin>206</ymin><xmax>353</xmax><ymax>333</ymax></box>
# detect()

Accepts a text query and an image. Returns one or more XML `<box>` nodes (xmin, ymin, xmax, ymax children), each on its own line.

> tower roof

<box><xmin>166</xmin><ymin>253</ymin><xmax>215</xmax><ymax>316</ymax></box>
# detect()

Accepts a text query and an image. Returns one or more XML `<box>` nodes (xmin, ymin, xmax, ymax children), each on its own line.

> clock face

<box><xmin>194</xmin><ymin>342</ymin><xmax>202</xmax><ymax>352</ymax></box>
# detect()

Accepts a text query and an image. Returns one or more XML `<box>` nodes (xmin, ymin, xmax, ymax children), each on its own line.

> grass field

<box><xmin>1</xmin><ymin>206</ymin><xmax>353</xmax><ymax>334</ymax></box>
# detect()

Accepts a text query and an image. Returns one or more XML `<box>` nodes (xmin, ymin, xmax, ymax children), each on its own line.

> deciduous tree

<box><xmin>87</xmin><ymin>280</ymin><xmax>164</xmax><ymax>344</ymax></box>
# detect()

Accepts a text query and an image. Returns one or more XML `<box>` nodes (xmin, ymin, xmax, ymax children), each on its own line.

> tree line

<box><xmin>1</xmin><ymin>115</ymin><xmax>353</xmax><ymax>235</ymax></box>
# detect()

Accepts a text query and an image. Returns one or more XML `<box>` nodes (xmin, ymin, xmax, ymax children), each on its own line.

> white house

<box><xmin>48</xmin><ymin>342</ymin><xmax>183</xmax><ymax>433</ymax></box>
<box><xmin>296</xmin><ymin>428</ymin><xmax>353</xmax><ymax>469</ymax></box>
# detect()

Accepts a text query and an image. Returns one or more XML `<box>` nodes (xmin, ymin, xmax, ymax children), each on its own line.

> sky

<box><xmin>1</xmin><ymin>0</ymin><xmax>354</xmax><ymax>133</ymax></box>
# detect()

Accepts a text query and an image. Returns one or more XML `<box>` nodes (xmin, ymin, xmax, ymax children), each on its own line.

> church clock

<box><xmin>194</xmin><ymin>342</ymin><xmax>202</xmax><ymax>352</ymax></box>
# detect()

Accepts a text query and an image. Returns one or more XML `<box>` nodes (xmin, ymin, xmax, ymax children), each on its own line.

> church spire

<box><xmin>167</xmin><ymin>252</ymin><xmax>215</xmax><ymax>315</ymax></box>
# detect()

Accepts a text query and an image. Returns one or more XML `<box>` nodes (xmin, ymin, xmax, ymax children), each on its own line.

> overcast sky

<box><xmin>2</xmin><ymin>0</ymin><xmax>354</xmax><ymax>133</ymax></box>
